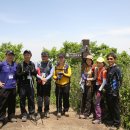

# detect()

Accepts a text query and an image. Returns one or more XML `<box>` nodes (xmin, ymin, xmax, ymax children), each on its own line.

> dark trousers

<box><xmin>55</xmin><ymin>84</ymin><xmax>70</xmax><ymax>113</ymax></box>
<box><xmin>106</xmin><ymin>93</ymin><xmax>120</xmax><ymax>126</ymax></box>
<box><xmin>37</xmin><ymin>83</ymin><xmax>51</xmax><ymax>113</ymax></box>
<box><xmin>19</xmin><ymin>85</ymin><xmax>35</xmax><ymax>115</ymax></box>
<box><xmin>0</xmin><ymin>88</ymin><xmax>16</xmax><ymax>121</ymax></box>
<box><xmin>81</xmin><ymin>85</ymin><xmax>93</xmax><ymax>116</ymax></box>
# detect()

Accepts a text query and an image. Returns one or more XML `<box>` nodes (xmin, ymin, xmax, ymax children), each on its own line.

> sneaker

<box><xmin>0</xmin><ymin>121</ymin><xmax>3</xmax><ymax>128</ymax></box>
<box><xmin>79</xmin><ymin>114</ymin><xmax>86</xmax><ymax>119</ymax></box>
<box><xmin>92</xmin><ymin>119</ymin><xmax>101</xmax><ymax>124</ymax></box>
<box><xmin>57</xmin><ymin>113</ymin><xmax>61</xmax><ymax>118</ymax></box>
<box><xmin>22</xmin><ymin>115</ymin><xmax>27</xmax><ymax>122</ymax></box>
<box><xmin>45</xmin><ymin>112</ymin><xmax>50</xmax><ymax>118</ymax></box>
<box><xmin>88</xmin><ymin>114</ymin><xmax>93</xmax><ymax>119</ymax></box>
<box><xmin>10</xmin><ymin>117</ymin><xmax>17</xmax><ymax>122</ymax></box>
<box><xmin>64</xmin><ymin>111</ymin><xmax>69</xmax><ymax>117</ymax></box>
<box><xmin>30</xmin><ymin>114</ymin><xmax>36</xmax><ymax>120</ymax></box>
<box><xmin>36</xmin><ymin>113</ymin><xmax>41</xmax><ymax>121</ymax></box>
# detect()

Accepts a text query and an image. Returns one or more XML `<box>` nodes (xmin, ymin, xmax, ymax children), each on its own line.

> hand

<box><xmin>82</xmin><ymin>74</ymin><xmax>87</xmax><ymax>80</ymax></box>
<box><xmin>41</xmin><ymin>78</ymin><xmax>47</xmax><ymax>85</ymax></box>
<box><xmin>96</xmin><ymin>91</ymin><xmax>101</xmax><ymax>97</ymax></box>
<box><xmin>0</xmin><ymin>82</ymin><xmax>5</xmax><ymax>88</ymax></box>
<box><xmin>57</xmin><ymin>75</ymin><xmax>62</xmax><ymax>80</ymax></box>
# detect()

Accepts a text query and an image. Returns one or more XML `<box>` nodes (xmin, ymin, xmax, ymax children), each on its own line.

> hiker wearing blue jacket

<box><xmin>0</xmin><ymin>50</ymin><xmax>17</xmax><ymax>127</ymax></box>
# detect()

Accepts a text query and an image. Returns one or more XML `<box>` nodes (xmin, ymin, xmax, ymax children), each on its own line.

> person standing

<box><xmin>92</xmin><ymin>57</ymin><xmax>107</xmax><ymax>124</ymax></box>
<box><xmin>0</xmin><ymin>50</ymin><xmax>17</xmax><ymax>127</ymax></box>
<box><xmin>79</xmin><ymin>55</ymin><xmax>95</xmax><ymax>119</ymax></box>
<box><xmin>53</xmin><ymin>53</ymin><xmax>71</xmax><ymax>117</ymax></box>
<box><xmin>105</xmin><ymin>52</ymin><xmax>122</xmax><ymax>128</ymax></box>
<box><xmin>36</xmin><ymin>52</ymin><xmax>54</xmax><ymax>119</ymax></box>
<box><xmin>16</xmin><ymin>50</ymin><xmax>37</xmax><ymax>122</ymax></box>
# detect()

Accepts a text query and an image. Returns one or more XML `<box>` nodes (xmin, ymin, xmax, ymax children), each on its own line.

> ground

<box><xmin>1</xmin><ymin>105</ymin><xmax>124</xmax><ymax>130</ymax></box>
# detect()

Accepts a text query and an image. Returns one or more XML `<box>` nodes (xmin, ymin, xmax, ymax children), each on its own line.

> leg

<box><xmin>43</xmin><ymin>84</ymin><xmax>51</xmax><ymax>113</ymax></box>
<box><xmin>63</xmin><ymin>84</ymin><xmax>70</xmax><ymax>113</ymax></box>
<box><xmin>8</xmin><ymin>89</ymin><xmax>16</xmax><ymax>120</ymax></box>
<box><xmin>37</xmin><ymin>84</ymin><xmax>43</xmax><ymax>113</ymax></box>
<box><xmin>19</xmin><ymin>87</ymin><xmax>27</xmax><ymax>115</ymax></box>
<box><xmin>55</xmin><ymin>86</ymin><xmax>62</xmax><ymax>113</ymax></box>
<box><xmin>0</xmin><ymin>89</ymin><xmax>9</xmax><ymax>122</ymax></box>
<box><xmin>27</xmin><ymin>86</ymin><xmax>35</xmax><ymax>114</ymax></box>
<box><xmin>84</xmin><ymin>86</ymin><xmax>92</xmax><ymax>117</ymax></box>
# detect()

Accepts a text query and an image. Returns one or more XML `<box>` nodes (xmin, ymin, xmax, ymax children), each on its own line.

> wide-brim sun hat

<box><xmin>97</xmin><ymin>57</ymin><xmax>105</xmax><ymax>63</ymax></box>
<box><xmin>86</xmin><ymin>55</ymin><xmax>93</xmax><ymax>60</ymax></box>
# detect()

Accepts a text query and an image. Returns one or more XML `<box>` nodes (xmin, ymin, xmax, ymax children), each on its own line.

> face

<box><xmin>86</xmin><ymin>58</ymin><xmax>93</xmax><ymax>66</ymax></box>
<box><xmin>41</xmin><ymin>55</ymin><xmax>48</xmax><ymax>62</ymax></box>
<box><xmin>6</xmin><ymin>54</ymin><xmax>15</xmax><ymax>62</ymax></box>
<box><xmin>97</xmin><ymin>62</ymin><xmax>104</xmax><ymax>68</ymax></box>
<box><xmin>24</xmin><ymin>53</ymin><xmax>32</xmax><ymax>62</ymax></box>
<box><xmin>107</xmin><ymin>56</ymin><xmax>115</xmax><ymax>66</ymax></box>
<box><xmin>58</xmin><ymin>56</ymin><xmax>65</xmax><ymax>64</ymax></box>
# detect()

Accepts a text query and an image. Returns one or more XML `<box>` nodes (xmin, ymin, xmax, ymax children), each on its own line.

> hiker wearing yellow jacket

<box><xmin>53</xmin><ymin>53</ymin><xmax>71</xmax><ymax>118</ymax></box>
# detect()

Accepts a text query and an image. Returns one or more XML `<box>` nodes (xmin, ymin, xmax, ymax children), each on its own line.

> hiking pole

<box><xmin>56</xmin><ymin>72</ymin><xmax>63</xmax><ymax>120</ymax></box>
<box><xmin>57</xmin><ymin>86</ymin><xmax>61</xmax><ymax>120</ymax></box>
<box><xmin>28</xmin><ymin>69</ymin><xmax>37</xmax><ymax>125</ymax></box>
<box><xmin>79</xmin><ymin>78</ymin><xmax>85</xmax><ymax>119</ymax></box>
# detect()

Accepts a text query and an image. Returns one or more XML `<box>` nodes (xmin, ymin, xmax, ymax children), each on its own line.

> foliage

<box><xmin>0</xmin><ymin>42</ymin><xmax>23</xmax><ymax>62</ymax></box>
<box><xmin>1</xmin><ymin>41</ymin><xmax>130</xmax><ymax>129</ymax></box>
<box><xmin>120</xmin><ymin>64</ymin><xmax>130</xmax><ymax>129</ymax></box>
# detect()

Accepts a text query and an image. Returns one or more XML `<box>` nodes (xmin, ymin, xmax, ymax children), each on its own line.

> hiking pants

<box><xmin>81</xmin><ymin>85</ymin><xmax>93</xmax><ymax>116</ymax></box>
<box><xmin>37</xmin><ymin>83</ymin><xmax>51</xmax><ymax>113</ymax></box>
<box><xmin>106</xmin><ymin>93</ymin><xmax>120</xmax><ymax>127</ymax></box>
<box><xmin>19</xmin><ymin>85</ymin><xmax>35</xmax><ymax>115</ymax></box>
<box><xmin>0</xmin><ymin>88</ymin><xmax>16</xmax><ymax>121</ymax></box>
<box><xmin>55</xmin><ymin>84</ymin><xmax>70</xmax><ymax>113</ymax></box>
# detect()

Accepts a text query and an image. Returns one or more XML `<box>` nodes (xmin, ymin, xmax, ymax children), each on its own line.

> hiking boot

<box><xmin>57</xmin><ymin>113</ymin><xmax>61</xmax><ymax>118</ymax></box>
<box><xmin>30</xmin><ymin>114</ymin><xmax>36</xmax><ymax>120</ymax></box>
<box><xmin>22</xmin><ymin>115</ymin><xmax>27</xmax><ymax>122</ymax></box>
<box><xmin>45</xmin><ymin>112</ymin><xmax>50</xmax><ymax>118</ymax></box>
<box><xmin>92</xmin><ymin>119</ymin><xmax>101</xmax><ymax>124</ymax></box>
<box><xmin>36</xmin><ymin>113</ymin><xmax>41</xmax><ymax>121</ymax></box>
<box><xmin>79</xmin><ymin>114</ymin><xmax>87</xmax><ymax>119</ymax></box>
<box><xmin>64</xmin><ymin>111</ymin><xmax>69</xmax><ymax>117</ymax></box>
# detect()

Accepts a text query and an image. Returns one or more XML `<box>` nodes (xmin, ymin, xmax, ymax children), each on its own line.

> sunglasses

<box><xmin>107</xmin><ymin>58</ymin><xmax>114</xmax><ymax>60</ymax></box>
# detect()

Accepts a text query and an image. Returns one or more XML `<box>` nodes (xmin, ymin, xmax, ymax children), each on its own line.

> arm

<box><xmin>53</xmin><ymin>67</ymin><xmax>58</xmax><ymax>80</ymax></box>
<box><xmin>99</xmin><ymin>78</ymin><xmax>106</xmax><ymax>91</ymax></box>
<box><xmin>46</xmin><ymin>67</ymin><xmax>54</xmax><ymax>80</ymax></box>
<box><xmin>63</xmin><ymin>66</ymin><xmax>71</xmax><ymax>77</ymax></box>
<box><xmin>99</xmin><ymin>70</ymin><xmax>107</xmax><ymax>91</ymax></box>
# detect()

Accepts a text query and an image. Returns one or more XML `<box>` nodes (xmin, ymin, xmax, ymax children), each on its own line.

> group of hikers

<box><xmin>0</xmin><ymin>49</ymin><xmax>122</xmax><ymax>129</ymax></box>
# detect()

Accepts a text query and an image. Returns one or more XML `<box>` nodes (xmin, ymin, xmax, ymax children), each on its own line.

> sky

<box><xmin>0</xmin><ymin>0</ymin><xmax>130</xmax><ymax>61</ymax></box>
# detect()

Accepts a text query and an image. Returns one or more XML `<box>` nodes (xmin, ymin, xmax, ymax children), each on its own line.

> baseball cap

<box><xmin>58</xmin><ymin>53</ymin><xmax>65</xmax><ymax>58</ymax></box>
<box><xmin>6</xmin><ymin>50</ymin><xmax>15</xmax><ymax>55</ymax></box>
<box><xmin>23</xmin><ymin>50</ymin><xmax>32</xmax><ymax>55</ymax></box>
<box><xmin>41</xmin><ymin>52</ymin><xmax>49</xmax><ymax>56</ymax></box>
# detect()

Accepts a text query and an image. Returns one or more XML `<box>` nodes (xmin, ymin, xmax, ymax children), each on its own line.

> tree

<box><xmin>0</xmin><ymin>42</ymin><xmax>23</xmax><ymax>62</ymax></box>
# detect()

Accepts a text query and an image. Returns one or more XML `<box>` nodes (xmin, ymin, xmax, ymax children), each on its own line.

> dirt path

<box><xmin>1</xmin><ymin>105</ymin><xmax>123</xmax><ymax>130</ymax></box>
